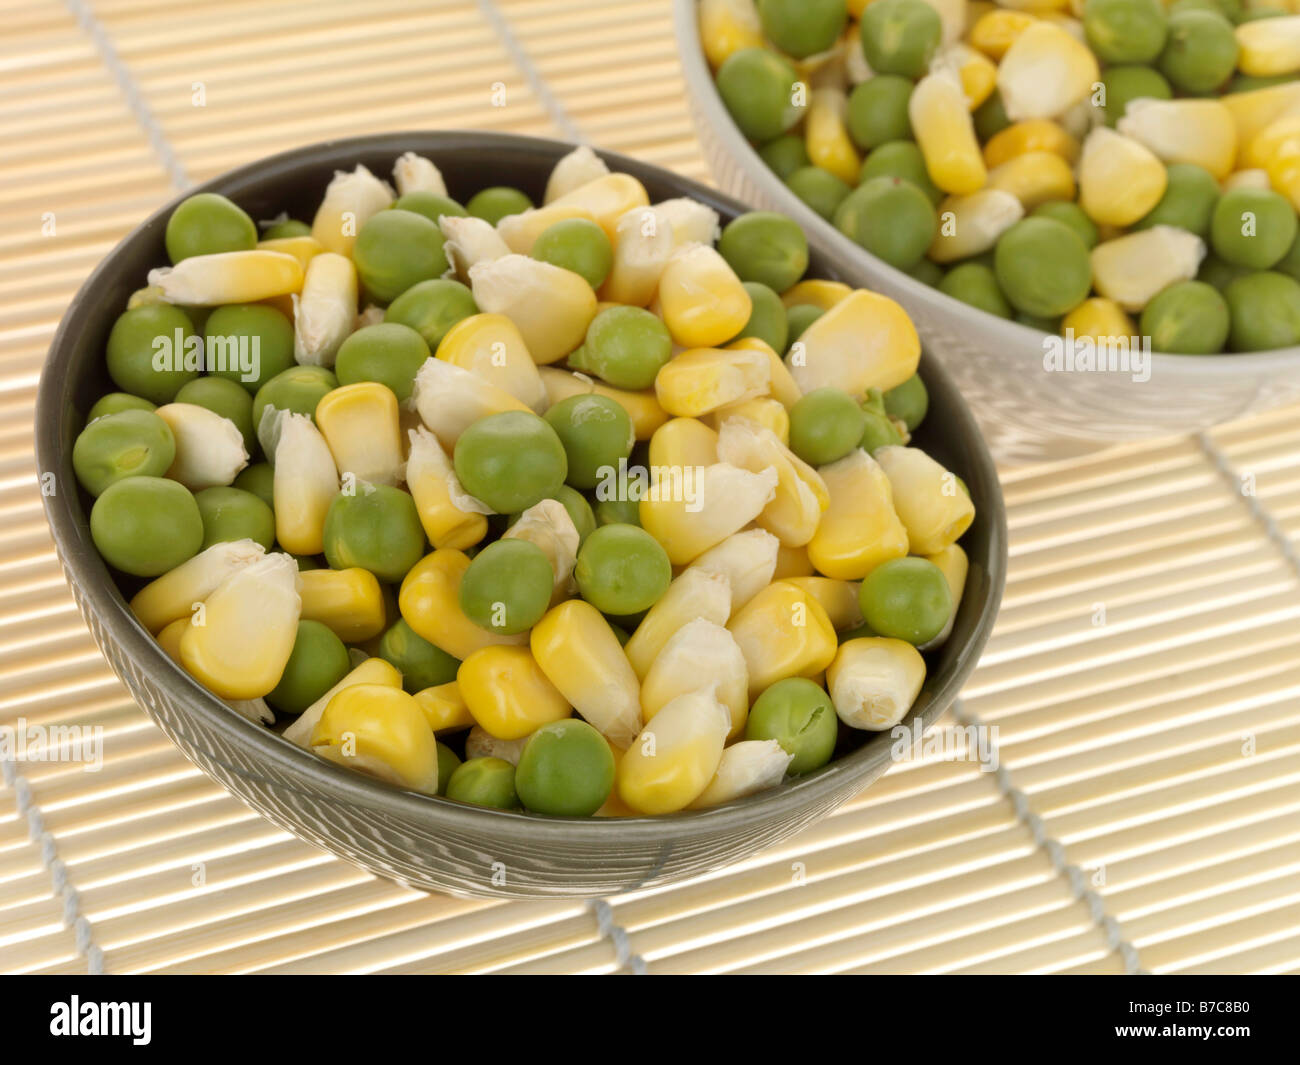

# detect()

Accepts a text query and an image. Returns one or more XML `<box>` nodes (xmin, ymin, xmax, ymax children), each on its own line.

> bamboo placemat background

<box><xmin>3</xmin><ymin>0</ymin><xmax>1299</xmax><ymax>975</ymax></box>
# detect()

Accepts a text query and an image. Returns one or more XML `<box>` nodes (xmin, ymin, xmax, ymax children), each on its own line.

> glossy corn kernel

<box><xmin>393</xmin><ymin>151</ymin><xmax>447</xmax><ymax>196</ymax></box>
<box><xmin>874</xmin><ymin>445</ymin><xmax>975</xmax><ymax>555</ymax></box>
<box><xmin>986</xmin><ymin>150</ymin><xmax>1077</xmax><ymax>210</ymax></box>
<box><xmin>786</xmin><ymin>289</ymin><xmax>921</xmax><ymax>399</ymax></box>
<box><xmin>654</xmin><ymin>347</ymin><xmax>770</xmax><ymax>417</ymax></box>
<box><xmin>497</xmin><ymin>203</ymin><xmax>597</xmax><ymax>255</ymax></box>
<box><xmin>530</xmin><ymin>599</ymin><xmax>643</xmax><ymax>749</ymax></box>
<box><xmin>298</xmin><ymin>566</ymin><xmax>387</xmax><ymax>643</ymax></box>
<box><xmin>282</xmin><ymin>656</ymin><xmax>404</xmax><ymax>747</ymax></box>
<box><xmin>1244</xmin><ymin>112</ymin><xmax>1300</xmax><ymax>170</ymax></box>
<box><xmin>131</xmin><ymin>539</ymin><xmax>265</xmax><ymax>634</ymax></box>
<box><xmin>256</xmin><ymin>234</ymin><xmax>324</xmax><ymax>270</ymax></box>
<box><xmin>910</xmin><ymin>69</ymin><xmax>989</xmax><ymax>195</ymax></box>
<box><xmin>684</xmin><ymin>528</ymin><xmax>780</xmax><ymax>612</ymax></box>
<box><xmin>1060</xmin><ymin>297</ymin><xmax>1136</xmax><ymax>343</ymax></box>
<box><xmin>807</xmin><ymin>449</ymin><xmax>910</xmax><ymax>580</ymax></box>
<box><xmin>147</xmin><ymin>250</ymin><xmax>302</xmax><ymax>307</ymax></box>
<box><xmin>658</xmin><ymin>244</ymin><xmax>753</xmax><ymax>348</ymax></box>
<box><xmin>983</xmin><ymin>119</ymin><xmax>1079</xmax><ymax>168</ymax></box>
<box><xmin>457</xmin><ymin>646</ymin><xmax>571</xmax><ymax>740</ymax></box>
<box><xmin>1117</xmin><ymin>99</ymin><xmax>1238</xmax><ymax>182</ymax></box>
<box><xmin>294</xmin><ymin>252</ymin><xmax>358</xmax><ymax>368</ymax></box>
<box><xmin>617</xmin><ymin>689</ymin><xmax>730</xmax><ymax>814</ymax></box>
<box><xmin>968</xmin><ymin>9</ymin><xmax>1037</xmax><ymax>60</ymax></box>
<box><xmin>314</xmin><ymin>382</ymin><xmax>404</xmax><ymax>487</ymax></box>
<box><xmin>919</xmin><ymin>543</ymin><xmax>968</xmax><ymax>651</ymax></box>
<box><xmin>728</xmin><ymin>580</ymin><xmax>838</xmax><ymax>699</ymax></box>
<box><xmin>412</xmin><ymin>357</ymin><xmax>530</xmax><ymax>447</ymax></box>
<box><xmin>827</xmin><ymin>637</ymin><xmax>926</xmax><ymax>730</ymax></box>
<box><xmin>928</xmin><ymin>188</ymin><xmax>1024</xmax><ymax>263</ymax></box>
<box><xmin>689</xmin><ymin>739</ymin><xmax>792</xmax><ymax>809</ymax></box>
<box><xmin>1269</xmin><ymin>142</ymin><xmax>1300</xmax><ymax>210</ymax></box>
<box><xmin>996</xmin><ymin>20</ymin><xmax>1099</xmax><ymax>121</ymax></box>
<box><xmin>544</xmin><ymin>145</ymin><xmax>611</xmax><ymax>204</ymax></box>
<box><xmin>783</xmin><ymin>576</ymin><xmax>864</xmax><ymax>631</ymax></box>
<box><xmin>641</xmin><ymin>617</ymin><xmax>749</xmax><ymax>738</ymax></box>
<box><xmin>413</xmin><ymin>681</ymin><xmax>475</xmax><ymax>733</ymax></box>
<box><xmin>267</xmin><ymin>411</ymin><xmax>338</xmax><ymax>555</ymax></box>
<box><xmin>538</xmin><ymin>367</ymin><xmax>668</xmax><ymax>440</ymax></box>
<box><xmin>469</xmin><ymin>254</ymin><xmax>597</xmax><ymax>364</ymax></box>
<box><xmin>716</xmin><ymin>417</ymin><xmax>829</xmax><ymax>547</ymax></box>
<box><xmin>601</xmin><ymin>207</ymin><xmax>673</xmax><ymax>307</ymax></box>
<box><xmin>779</xmin><ymin>279</ymin><xmax>852</xmax><ymax>312</ymax></box>
<box><xmin>1236</xmin><ymin>15</ymin><xmax>1300</xmax><ymax>78</ymax></box>
<box><xmin>405</xmin><ymin>426</ymin><xmax>489</xmax><ymax>551</ymax></box>
<box><xmin>436</xmin><ymin>312</ymin><xmax>547</xmax><ymax>412</ymax></box>
<box><xmin>178</xmin><ymin>553</ymin><xmax>299</xmax><ymax>700</ymax></box>
<box><xmin>441</xmin><ymin>215</ymin><xmax>511</xmax><ymax>282</ymax></box>
<box><xmin>503</xmin><ymin>499</ymin><xmax>580</xmax><ymax>599</ymax></box>
<box><xmin>153</xmin><ymin>403</ymin><xmax>248</xmax><ymax>492</ymax></box>
<box><xmin>1224</xmin><ymin>168</ymin><xmax>1270</xmax><ymax>192</ymax></box>
<box><xmin>547</xmin><ymin>174</ymin><xmax>651</xmax><ymax>241</ymax></box>
<box><xmin>1222</xmin><ymin>82</ymin><xmax>1300</xmax><ymax>151</ymax></box>
<box><xmin>1077</xmin><ymin>127</ymin><xmax>1168</xmax><ymax>227</ymax></box>
<box><xmin>708</xmin><ymin>396</ymin><xmax>791</xmax><ymax>443</ymax></box>
<box><xmin>639</xmin><ymin>461</ymin><xmax>778</xmax><ymax>565</ymax></box>
<box><xmin>773</xmin><ymin>542</ymin><xmax>816</xmax><ymax>579</ymax></box>
<box><xmin>156</xmin><ymin>618</ymin><xmax>188</xmax><ymax>663</ymax></box>
<box><xmin>311</xmin><ymin>684</ymin><xmax>440</xmax><ymax>795</ymax></box>
<box><xmin>1090</xmin><ymin>226</ymin><xmax>1206</xmax><ymax>311</ymax></box>
<box><xmin>310</xmin><ymin>164</ymin><xmax>393</xmax><ymax>256</ymax></box>
<box><xmin>944</xmin><ymin>42</ymin><xmax>999</xmax><ymax>110</ymax></box>
<box><xmin>648</xmin><ymin>416</ymin><xmax>718</xmax><ymax>470</ymax></box>
<box><xmin>726</xmin><ymin>337</ymin><xmax>803</xmax><ymax>408</ymax></box>
<box><xmin>399</xmin><ymin>550</ymin><xmax>527</xmax><ymax>660</ymax></box>
<box><xmin>807</xmin><ymin>88</ymin><xmax>862</xmax><ymax>185</ymax></box>
<box><xmin>624</xmin><ymin>567</ymin><xmax>733</xmax><ymax>680</ymax></box>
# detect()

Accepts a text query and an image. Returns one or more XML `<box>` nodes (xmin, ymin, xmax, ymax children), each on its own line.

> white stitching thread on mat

<box><xmin>587</xmin><ymin>898</ymin><xmax>647</xmax><ymax>974</ymax></box>
<box><xmin>63</xmin><ymin>0</ymin><xmax>191</xmax><ymax>190</ymax></box>
<box><xmin>1197</xmin><ymin>431</ymin><xmax>1300</xmax><ymax>580</ymax></box>
<box><xmin>949</xmin><ymin>698</ymin><xmax>1145</xmax><ymax>975</ymax></box>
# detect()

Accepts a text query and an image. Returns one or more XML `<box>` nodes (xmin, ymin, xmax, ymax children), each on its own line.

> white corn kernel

<box><xmin>392</xmin><ymin>151</ymin><xmax>447</xmax><ymax>196</ymax></box>
<box><xmin>154</xmin><ymin>402</ymin><xmax>248</xmax><ymax>490</ymax></box>
<box><xmin>689</xmin><ymin>739</ymin><xmax>792</xmax><ymax>808</ymax></box>
<box><xmin>310</xmin><ymin>164</ymin><xmax>394</xmax><ymax>256</ymax></box>
<box><xmin>293</xmin><ymin>252</ymin><xmax>358</xmax><ymax>368</ymax></box>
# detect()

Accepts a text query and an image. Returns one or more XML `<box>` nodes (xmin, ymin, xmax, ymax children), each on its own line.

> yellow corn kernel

<box><xmin>412</xmin><ymin>357</ymin><xmax>530</xmax><ymax>447</ymax></box>
<box><xmin>399</xmin><ymin>550</ymin><xmax>527</xmax><ymax>660</ymax></box>
<box><xmin>639</xmin><ymin>461</ymin><xmax>778</xmax><ymax>565</ymax></box>
<box><xmin>983</xmin><ymin>119</ymin><xmax>1080</xmax><ymax>168</ymax></box>
<box><xmin>827</xmin><ymin>638</ymin><xmax>926</xmax><ymax>731</ymax></box>
<box><xmin>147</xmin><ymin>250</ymin><xmax>303</xmax><ymax>306</ymax></box>
<box><xmin>1060</xmin><ymin>297</ymin><xmax>1136</xmax><ymax>343</ymax></box>
<box><xmin>1245</xmin><ymin>112</ymin><xmax>1300</xmax><ymax>170</ymax></box>
<box><xmin>685</xmin><ymin>529</ymin><xmax>780</xmax><ymax>612</ymax></box>
<box><xmin>544</xmin><ymin>145</ymin><xmax>610</xmax><ymax>204</ymax></box>
<box><xmin>726</xmin><ymin>337</ymin><xmax>803</xmax><ymax>408</ymax></box>
<box><xmin>707</xmin><ymin>396</ymin><xmax>791</xmax><ymax>443</ymax></box>
<box><xmin>538</xmin><ymin>367</ymin><xmax>668</xmax><ymax>440</ymax></box>
<box><xmin>928</xmin><ymin>188</ymin><xmax>1024</xmax><ymax>263</ymax></box>
<box><xmin>689</xmin><ymin>738</ymin><xmax>791</xmax><ymax>808</ymax></box>
<box><xmin>131</xmin><ymin>539</ymin><xmax>265</xmax><ymax>633</ymax></box>
<box><xmin>654</xmin><ymin>347</ymin><xmax>770</xmax><ymax>417</ymax></box>
<box><xmin>699</xmin><ymin>0</ymin><xmax>765</xmax><ymax>67</ymax></box>
<box><xmin>256</xmin><ymin>235</ymin><xmax>324</xmax><ymax>270</ymax></box>
<box><xmin>919</xmin><ymin>543</ymin><xmax>968</xmax><ymax>650</ymax></box>
<box><xmin>728</xmin><ymin>581</ymin><xmax>838</xmax><ymax>699</ymax></box>
<box><xmin>282</xmin><ymin>656</ymin><xmax>403</xmax><ymax>746</ymax></box>
<box><xmin>968</xmin><ymin>9</ymin><xmax>1037</xmax><ymax>60</ymax></box>
<box><xmin>393</xmin><ymin>151</ymin><xmax>447</xmax><ymax>196</ymax></box>
<box><xmin>299</xmin><ymin>566</ymin><xmax>387</xmax><ymax>643</ymax></box>
<box><xmin>783</xmin><ymin>576</ymin><xmax>864</xmax><ymax>631</ymax></box>
<box><xmin>910</xmin><ymin>69</ymin><xmax>989</xmax><ymax>194</ymax></box>
<box><xmin>873</xmin><ymin>445</ymin><xmax>975</xmax><ymax>555</ymax></box>
<box><xmin>270</xmin><ymin>412</ymin><xmax>338</xmax><ymax>556</ymax></box>
<box><xmin>779</xmin><ymin>280</ymin><xmax>852</xmax><ymax>311</ymax></box>
<box><xmin>807</xmin><ymin>449</ymin><xmax>910</xmax><ymax>579</ymax></box>
<box><xmin>986</xmin><ymin>150</ymin><xmax>1077</xmax><ymax>209</ymax></box>
<box><xmin>294</xmin><ymin>252</ymin><xmax>358</xmax><ymax>368</ymax></box>
<box><xmin>441</xmin><ymin>215</ymin><xmax>511</xmax><ymax>282</ymax></box>
<box><xmin>996</xmin><ymin>20</ymin><xmax>1099</xmax><ymax>121</ymax></box>
<box><xmin>436</xmin><ymin>312</ymin><xmax>547</xmax><ymax>412</ymax></box>
<box><xmin>601</xmin><ymin>207</ymin><xmax>673</xmax><ymax>307</ymax></box>
<box><xmin>716</xmin><ymin>417</ymin><xmax>829</xmax><ymax>547</ymax></box>
<box><xmin>617</xmin><ymin>689</ymin><xmax>730</xmax><ymax>815</ymax></box>
<box><xmin>547</xmin><ymin>174</ymin><xmax>651</xmax><ymax>241</ymax></box>
<box><xmin>311</xmin><ymin>684</ymin><xmax>440</xmax><ymax>795</ymax></box>
<box><xmin>1222</xmin><ymin>82</ymin><xmax>1300</xmax><ymax>150</ymax></box>
<box><xmin>413</xmin><ymin>681</ymin><xmax>475</xmax><ymax>733</ymax></box>
<box><xmin>1117</xmin><ymin>99</ymin><xmax>1238</xmax><ymax>182</ymax></box>
<box><xmin>503</xmin><ymin>499</ymin><xmax>580</xmax><ymax>599</ymax></box>
<box><xmin>405</xmin><ymin>426</ymin><xmax>489</xmax><ymax>550</ymax></box>
<box><xmin>648</xmin><ymin>417</ymin><xmax>719</xmax><ymax>470</ymax></box>
<box><xmin>786</xmin><ymin>289</ymin><xmax>920</xmax><ymax>398</ymax></box>
<box><xmin>530</xmin><ymin>599</ymin><xmax>643</xmax><ymax>749</ymax></box>
<box><xmin>457</xmin><ymin>646</ymin><xmax>572</xmax><ymax>740</ymax></box>
<box><xmin>658</xmin><ymin>244</ymin><xmax>752</xmax><ymax>348</ymax></box>
<box><xmin>469</xmin><ymin>254</ymin><xmax>597</xmax><ymax>364</ymax></box>
<box><xmin>156</xmin><ymin>617</ymin><xmax>188</xmax><ymax>663</ymax></box>
<box><xmin>773</xmin><ymin>542</ymin><xmax>816</xmax><ymax>579</ymax></box>
<box><xmin>1090</xmin><ymin>226</ymin><xmax>1206</xmax><ymax>311</ymax></box>
<box><xmin>1269</xmin><ymin>141</ymin><xmax>1300</xmax><ymax>210</ymax></box>
<box><xmin>1236</xmin><ymin>15</ymin><xmax>1300</xmax><ymax>77</ymax></box>
<box><xmin>310</xmin><ymin>164</ymin><xmax>393</xmax><ymax>257</ymax></box>
<box><xmin>807</xmin><ymin>88</ymin><xmax>863</xmax><ymax>185</ymax></box>
<box><xmin>641</xmin><ymin>617</ymin><xmax>749</xmax><ymax>738</ymax></box>
<box><xmin>1224</xmin><ymin>168</ymin><xmax>1271</xmax><ymax>192</ymax></box>
<box><xmin>496</xmin><ymin>203</ymin><xmax>597</xmax><ymax>255</ymax></box>
<box><xmin>624</xmin><ymin>567</ymin><xmax>733</xmax><ymax>680</ymax></box>
<box><xmin>178</xmin><ymin>554</ymin><xmax>299</xmax><ymax>700</ymax></box>
<box><xmin>314</xmin><ymin>382</ymin><xmax>404</xmax><ymax>486</ymax></box>
<box><xmin>1077</xmin><ymin>127</ymin><xmax>1168</xmax><ymax>227</ymax></box>
<box><xmin>945</xmin><ymin>42</ymin><xmax>999</xmax><ymax>110</ymax></box>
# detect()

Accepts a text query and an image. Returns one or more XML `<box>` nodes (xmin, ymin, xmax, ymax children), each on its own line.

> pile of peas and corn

<box><xmin>702</xmin><ymin>0</ymin><xmax>1300</xmax><ymax>353</ymax></box>
<box><xmin>75</xmin><ymin>144</ymin><xmax>975</xmax><ymax>817</ymax></box>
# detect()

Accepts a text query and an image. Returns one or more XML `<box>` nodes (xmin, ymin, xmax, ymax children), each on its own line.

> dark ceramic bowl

<box><xmin>36</xmin><ymin>132</ymin><xmax>1006</xmax><ymax>899</ymax></box>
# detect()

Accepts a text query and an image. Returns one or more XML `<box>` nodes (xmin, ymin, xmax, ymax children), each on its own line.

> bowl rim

<box><xmin>671</xmin><ymin>0</ymin><xmax>1300</xmax><ymax>374</ymax></box>
<box><xmin>36</xmin><ymin>129</ymin><xmax>1006</xmax><ymax>848</ymax></box>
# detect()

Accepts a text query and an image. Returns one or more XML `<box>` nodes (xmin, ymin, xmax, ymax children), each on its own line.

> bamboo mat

<box><xmin>3</xmin><ymin>0</ymin><xmax>1300</xmax><ymax>975</ymax></box>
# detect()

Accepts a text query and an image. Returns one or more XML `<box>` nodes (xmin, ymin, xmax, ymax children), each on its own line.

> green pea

<box><xmin>1224</xmin><ymin>271</ymin><xmax>1300</xmax><ymax>351</ymax></box>
<box><xmin>294</xmin><ymin>555</ymin><xmax>321</xmax><ymax>571</ymax></box>
<box><xmin>384</xmin><ymin>278</ymin><xmax>479</xmax><ymax>351</ymax></box>
<box><xmin>718</xmin><ymin>211</ymin><xmax>810</xmax><ymax>293</ymax></box>
<box><xmin>392</xmin><ymin>190</ymin><xmax>467</xmax><ymax>224</ymax></box>
<box><xmin>859</xmin><ymin>408</ymin><xmax>906</xmax><ymax>453</ymax></box>
<box><xmin>883</xmin><ymin>374</ymin><xmax>928</xmax><ymax>431</ymax></box>
<box><xmin>859</xmin><ymin>556</ymin><xmax>952</xmax><ymax>645</ymax></box>
<box><xmin>459</xmin><ymin>539</ymin><xmax>555</xmax><ymax>635</ymax></box>
<box><xmin>446</xmin><ymin>757</ymin><xmax>520</xmax><ymax>809</ymax></box>
<box><xmin>745</xmin><ymin>677</ymin><xmax>837</xmax><ymax>774</ymax></box>
<box><xmin>569</xmin><ymin>305</ymin><xmax>673</xmax><ymax>390</ymax></box>
<box><xmin>454</xmin><ymin>411</ymin><xmax>568</xmax><ymax>514</ymax></box>
<box><xmin>1198</xmin><ymin>251</ymin><xmax>1253</xmax><ymax>290</ymax></box>
<box><xmin>1210</xmin><ymin>187</ymin><xmax>1298</xmax><ymax>270</ymax></box>
<box><xmin>261</xmin><ymin>218</ymin><xmax>311</xmax><ymax>240</ymax></box>
<box><xmin>1098</xmin><ymin>65</ymin><xmax>1173</xmax><ymax>127</ymax></box>
<box><xmin>266</xmin><ymin>619</ymin><xmax>351</xmax><ymax>715</ymax></box>
<box><xmin>1158</xmin><ymin>10</ymin><xmax>1239</xmax><ymax>94</ymax></box>
<box><xmin>194</xmin><ymin>484</ymin><xmax>274</xmax><ymax>551</ymax></box>
<box><xmin>973</xmin><ymin>91</ymin><xmax>1010</xmax><ymax>142</ymax></box>
<box><xmin>90</xmin><ymin>476</ymin><xmax>203</xmax><ymax>577</ymax></box>
<box><xmin>862</xmin><ymin>387</ymin><xmax>887</xmax><ymax>416</ymax></box>
<box><xmin>436</xmin><ymin>743</ymin><xmax>462</xmax><ymax>797</ymax></box>
<box><xmin>859</xmin><ymin>141</ymin><xmax>943</xmax><ymax>204</ymax></box>
<box><xmin>758</xmin><ymin>134</ymin><xmax>811</xmax><ymax>180</ymax></box>
<box><xmin>86</xmin><ymin>393</ymin><xmax>156</xmax><ymax>424</ymax></box>
<box><xmin>785</xmin><ymin>166</ymin><xmax>853</xmax><ymax>221</ymax></box>
<box><xmin>758</xmin><ymin>0</ymin><xmax>847</xmax><ymax>58</ymax></box>
<box><xmin>72</xmin><ymin>409</ymin><xmax>175</xmax><ymax>497</ymax></box>
<box><xmin>233</xmin><ymin>461</ymin><xmax>274</xmax><ymax>510</ymax></box>
<box><xmin>1272</xmin><ymin>230</ymin><xmax>1300</xmax><ymax>283</ymax></box>
<box><xmin>574</xmin><ymin>523</ymin><xmax>672</xmax><ymax>615</ymax></box>
<box><xmin>549</xmin><ymin>484</ymin><xmax>597</xmax><ymax>545</ymax></box>
<box><xmin>201</xmin><ymin>304</ymin><xmax>295</xmax><ymax>393</ymax></box>
<box><xmin>1227</xmin><ymin>72</ymin><xmax>1295</xmax><ymax>92</ymax></box>
<box><xmin>106</xmin><ymin>304</ymin><xmax>200</xmax><ymax>405</ymax></box>
<box><xmin>938</xmin><ymin>261</ymin><xmax>1013</xmax><ymax>318</ymax></box>
<box><xmin>716</xmin><ymin>47</ymin><xmax>803</xmax><ymax>143</ymax></box>
<box><xmin>1031</xmin><ymin>201</ymin><xmax>1099</xmax><ymax>249</ymax></box>
<box><xmin>165</xmin><ymin>192</ymin><xmax>257</xmax><ymax>263</ymax></box>
<box><xmin>335</xmin><ymin>322</ymin><xmax>431</xmax><ymax>403</ymax></box>
<box><xmin>847</xmin><ymin>75</ymin><xmax>914</xmax><ymax>151</ymax></box>
<box><xmin>835</xmin><ymin>176</ymin><xmax>937</xmax><ymax>270</ymax></box>
<box><xmin>378</xmin><ymin>618</ymin><xmax>460</xmax><ymax>693</ymax></box>
<box><xmin>1083</xmin><ymin>0</ymin><xmax>1168</xmax><ymax>63</ymax></box>
<box><xmin>594</xmin><ymin>496</ymin><xmax>642</xmax><ymax>527</ymax></box>
<box><xmin>530</xmin><ymin>217</ymin><xmax>613</xmax><ymax>289</ymax></box>
<box><xmin>1132</xmin><ymin>163</ymin><xmax>1219</xmax><ymax>239</ymax></box>
<box><xmin>252</xmin><ymin>365</ymin><xmax>337</xmax><ymax>435</ymax></box>
<box><xmin>544</xmin><ymin>394</ymin><xmax>634</xmax><ymax>491</ymax></box>
<box><xmin>789</xmin><ymin>387</ymin><xmax>868</xmax><ymax>466</ymax></box>
<box><xmin>1139</xmin><ymin>280</ymin><xmax>1230</xmax><ymax>354</ymax></box>
<box><xmin>353</xmin><ymin>209</ymin><xmax>448</xmax><ymax>304</ymax></box>
<box><xmin>994</xmin><ymin>217</ymin><xmax>1093</xmax><ymax>319</ymax></box>
<box><xmin>322</xmin><ymin>484</ymin><xmax>426</xmax><ymax>583</ymax></box>
<box><xmin>175</xmin><ymin>375</ymin><xmax>257</xmax><ymax>455</ymax></box>
<box><xmin>466</xmin><ymin>187</ymin><xmax>534</xmax><ymax>225</ymax></box>
<box><xmin>736</xmin><ymin>282</ymin><xmax>789</xmax><ymax>353</ymax></box>
<box><xmin>515</xmin><ymin>719</ymin><xmax>615</xmax><ymax>817</ymax></box>
<box><xmin>785</xmin><ymin>303</ymin><xmax>824</xmax><ymax>347</ymax></box>
<box><xmin>860</xmin><ymin>0</ymin><xmax>942</xmax><ymax>78</ymax></box>
<box><xmin>906</xmin><ymin>257</ymin><xmax>944</xmax><ymax>287</ymax></box>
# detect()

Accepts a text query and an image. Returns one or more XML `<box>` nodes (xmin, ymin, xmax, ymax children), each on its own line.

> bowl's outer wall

<box><xmin>37</xmin><ymin>132</ymin><xmax>1006</xmax><ymax>899</ymax></box>
<box><xmin>672</xmin><ymin>0</ymin><xmax>1300</xmax><ymax>465</ymax></box>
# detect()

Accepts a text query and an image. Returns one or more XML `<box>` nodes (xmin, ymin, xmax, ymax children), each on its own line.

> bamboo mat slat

<box><xmin>1</xmin><ymin>0</ymin><xmax>1299</xmax><ymax>974</ymax></box>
